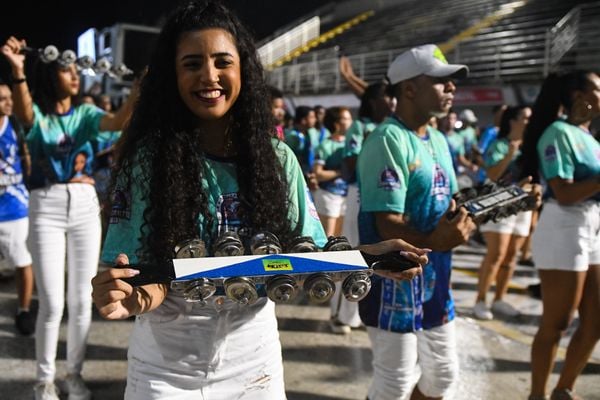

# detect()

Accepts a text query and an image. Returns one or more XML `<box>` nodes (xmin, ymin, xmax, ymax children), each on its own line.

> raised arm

<box><xmin>1</xmin><ymin>37</ymin><xmax>34</xmax><ymax>127</ymax></box>
<box><xmin>98</xmin><ymin>78</ymin><xmax>140</xmax><ymax>132</ymax></box>
<box><xmin>339</xmin><ymin>56</ymin><xmax>368</xmax><ymax>99</ymax></box>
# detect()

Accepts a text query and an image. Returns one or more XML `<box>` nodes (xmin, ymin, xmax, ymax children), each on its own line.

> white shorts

<box><xmin>533</xmin><ymin>200</ymin><xmax>600</xmax><ymax>271</ymax></box>
<box><xmin>479</xmin><ymin>210</ymin><xmax>532</xmax><ymax>237</ymax></box>
<box><xmin>313</xmin><ymin>188</ymin><xmax>347</xmax><ymax>218</ymax></box>
<box><xmin>367</xmin><ymin>321</ymin><xmax>458</xmax><ymax>400</ymax></box>
<box><xmin>341</xmin><ymin>183</ymin><xmax>360</xmax><ymax>246</ymax></box>
<box><xmin>125</xmin><ymin>296</ymin><xmax>285</xmax><ymax>400</ymax></box>
<box><xmin>0</xmin><ymin>217</ymin><xmax>32</xmax><ymax>268</ymax></box>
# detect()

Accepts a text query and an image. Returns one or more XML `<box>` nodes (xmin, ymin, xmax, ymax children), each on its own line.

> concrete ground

<box><xmin>0</xmin><ymin>242</ymin><xmax>598</xmax><ymax>399</ymax></box>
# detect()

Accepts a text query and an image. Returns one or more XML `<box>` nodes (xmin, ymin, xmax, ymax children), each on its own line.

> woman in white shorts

<box><xmin>473</xmin><ymin>106</ymin><xmax>533</xmax><ymax>320</ymax></box>
<box><xmin>520</xmin><ymin>71</ymin><xmax>600</xmax><ymax>400</ymax></box>
<box><xmin>312</xmin><ymin>106</ymin><xmax>353</xmax><ymax>237</ymax></box>
<box><xmin>89</xmin><ymin>3</ymin><xmax>427</xmax><ymax>399</ymax></box>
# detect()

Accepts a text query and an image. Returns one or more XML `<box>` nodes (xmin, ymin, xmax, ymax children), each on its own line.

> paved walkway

<box><xmin>0</xmin><ymin>243</ymin><xmax>598</xmax><ymax>399</ymax></box>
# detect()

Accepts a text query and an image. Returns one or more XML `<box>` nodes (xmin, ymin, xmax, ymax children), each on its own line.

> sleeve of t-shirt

<box><xmin>101</xmin><ymin>164</ymin><xmax>147</xmax><ymax>264</ymax></box>
<box><xmin>358</xmin><ymin>127</ymin><xmax>409</xmax><ymax>214</ymax></box>
<box><xmin>344</xmin><ymin>120</ymin><xmax>363</xmax><ymax>158</ymax></box>
<box><xmin>537</xmin><ymin>125</ymin><xmax>575</xmax><ymax>181</ymax></box>
<box><xmin>314</xmin><ymin>142</ymin><xmax>327</xmax><ymax>165</ymax></box>
<box><xmin>277</xmin><ymin>141</ymin><xmax>328</xmax><ymax>248</ymax></box>
<box><xmin>484</xmin><ymin>140</ymin><xmax>508</xmax><ymax>168</ymax></box>
<box><xmin>80</xmin><ymin>104</ymin><xmax>106</xmax><ymax>141</ymax></box>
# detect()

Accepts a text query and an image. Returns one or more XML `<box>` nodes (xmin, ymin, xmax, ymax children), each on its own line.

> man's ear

<box><xmin>402</xmin><ymin>80</ymin><xmax>418</xmax><ymax>100</ymax></box>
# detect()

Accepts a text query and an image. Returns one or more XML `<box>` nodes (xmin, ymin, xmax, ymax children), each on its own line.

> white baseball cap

<box><xmin>386</xmin><ymin>44</ymin><xmax>468</xmax><ymax>85</ymax></box>
<box><xmin>459</xmin><ymin>109</ymin><xmax>478</xmax><ymax>123</ymax></box>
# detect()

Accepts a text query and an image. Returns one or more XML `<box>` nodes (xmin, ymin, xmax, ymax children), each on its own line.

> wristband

<box><xmin>11</xmin><ymin>76</ymin><xmax>26</xmax><ymax>84</ymax></box>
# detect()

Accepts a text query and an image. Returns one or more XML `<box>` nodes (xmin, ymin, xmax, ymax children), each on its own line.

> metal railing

<box><xmin>257</xmin><ymin>16</ymin><xmax>320</xmax><ymax>67</ymax></box>
<box><xmin>266</xmin><ymin>1</ymin><xmax>600</xmax><ymax>94</ymax></box>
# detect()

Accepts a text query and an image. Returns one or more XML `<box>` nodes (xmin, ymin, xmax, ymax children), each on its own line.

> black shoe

<box><xmin>519</xmin><ymin>258</ymin><xmax>535</xmax><ymax>267</ymax></box>
<box><xmin>527</xmin><ymin>283</ymin><xmax>542</xmax><ymax>300</ymax></box>
<box><xmin>15</xmin><ymin>310</ymin><xmax>35</xmax><ymax>336</ymax></box>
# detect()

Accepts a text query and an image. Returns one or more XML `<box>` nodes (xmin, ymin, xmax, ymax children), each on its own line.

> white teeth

<box><xmin>197</xmin><ymin>90</ymin><xmax>221</xmax><ymax>99</ymax></box>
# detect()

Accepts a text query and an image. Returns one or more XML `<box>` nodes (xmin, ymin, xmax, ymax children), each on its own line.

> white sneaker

<box><xmin>34</xmin><ymin>382</ymin><xmax>60</xmax><ymax>400</ymax></box>
<box><xmin>491</xmin><ymin>300</ymin><xmax>520</xmax><ymax>317</ymax></box>
<box><xmin>329</xmin><ymin>318</ymin><xmax>351</xmax><ymax>334</ymax></box>
<box><xmin>65</xmin><ymin>374</ymin><xmax>92</xmax><ymax>400</ymax></box>
<box><xmin>473</xmin><ymin>301</ymin><xmax>493</xmax><ymax>320</ymax></box>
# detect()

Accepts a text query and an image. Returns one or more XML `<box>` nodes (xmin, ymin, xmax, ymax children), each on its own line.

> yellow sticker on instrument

<box><xmin>263</xmin><ymin>259</ymin><xmax>293</xmax><ymax>271</ymax></box>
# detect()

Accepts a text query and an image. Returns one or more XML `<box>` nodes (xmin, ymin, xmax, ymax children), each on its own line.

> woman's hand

<box><xmin>1</xmin><ymin>36</ymin><xmax>26</xmax><ymax>73</ymax></box>
<box><xmin>358</xmin><ymin>238</ymin><xmax>429</xmax><ymax>281</ymax></box>
<box><xmin>91</xmin><ymin>254</ymin><xmax>141</xmax><ymax>320</ymax></box>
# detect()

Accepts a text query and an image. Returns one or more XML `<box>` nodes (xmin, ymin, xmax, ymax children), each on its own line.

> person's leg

<box><xmin>476</xmin><ymin>232</ymin><xmax>510</xmax><ymax>302</ymax></box>
<box><xmin>554</xmin><ymin>265</ymin><xmax>600</xmax><ymax>392</ymax></box>
<box><xmin>29</xmin><ymin>188</ymin><xmax>68</xmax><ymax>383</ymax></box>
<box><xmin>493</xmin><ymin>234</ymin><xmax>527</xmax><ymax>302</ymax></box>
<box><xmin>519</xmin><ymin>209</ymin><xmax>539</xmax><ymax>264</ymax></box>
<box><xmin>65</xmin><ymin>184</ymin><xmax>102</xmax><ymax>378</ymax></box>
<box><xmin>411</xmin><ymin>321</ymin><xmax>458</xmax><ymax>400</ymax></box>
<box><xmin>15</xmin><ymin>264</ymin><xmax>34</xmax><ymax>309</ymax></box>
<box><xmin>367</xmin><ymin>327</ymin><xmax>417</xmax><ymax>400</ymax></box>
<box><xmin>318</xmin><ymin>214</ymin><xmax>338</xmax><ymax>238</ymax></box>
<box><xmin>530</xmin><ymin>270</ymin><xmax>586</xmax><ymax>397</ymax></box>
<box><xmin>334</xmin><ymin>215</ymin><xmax>344</xmax><ymax>237</ymax></box>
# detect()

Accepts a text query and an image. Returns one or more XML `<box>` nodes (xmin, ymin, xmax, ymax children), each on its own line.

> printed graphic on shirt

<box><xmin>431</xmin><ymin>164</ymin><xmax>450</xmax><ymax>200</ymax></box>
<box><xmin>306</xmin><ymin>187</ymin><xmax>320</xmax><ymax>220</ymax></box>
<box><xmin>109</xmin><ymin>187</ymin><xmax>131</xmax><ymax>224</ymax></box>
<box><xmin>216</xmin><ymin>192</ymin><xmax>244</xmax><ymax>231</ymax></box>
<box><xmin>0</xmin><ymin>118</ymin><xmax>28</xmax><ymax>222</ymax></box>
<box><xmin>544</xmin><ymin>144</ymin><xmax>557</xmax><ymax>161</ymax></box>
<box><xmin>378</xmin><ymin>167</ymin><xmax>401</xmax><ymax>190</ymax></box>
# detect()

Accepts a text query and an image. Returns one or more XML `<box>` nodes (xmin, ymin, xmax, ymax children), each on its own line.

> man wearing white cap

<box><xmin>357</xmin><ymin>44</ymin><xmax>476</xmax><ymax>400</ymax></box>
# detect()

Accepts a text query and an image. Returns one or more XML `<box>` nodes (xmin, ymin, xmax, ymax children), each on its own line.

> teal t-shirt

<box><xmin>344</xmin><ymin>118</ymin><xmax>377</xmax><ymax>159</ymax></box>
<box><xmin>445</xmin><ymin>132</ymin><xmax>465</xmax><ymax>172</ymax></box>
<box><xmin>315</xmin><ymin>137</ymin><xmax>348</xmax><ymax>196</ymax></box>
<box><xmin>459</xmin><ymin>126</ymin><xmax>477</xmax><ymax>155</ymax></box>
<box><xmin>484</xmin><ymin>138</ymin><xmax>521</xmax><ymax>183</ymax></box>
<box><xmin>357</xmin><ymin>116</ymin><xmax>458</xmax><ymax>333</ymax></box>
<box><xmin>26</xmin><ymin>103</ymin><xmax>105</xmax><ymax>189</ymax></box>
<box><xmin>102</xmin><ymin>140</ymin><xmax>327</xmax><ymax>264</ymax></box>
<box><xmin>537</xmin><ymin>120</ymin><xmax>600</xmax><ymax>201</ymax></box>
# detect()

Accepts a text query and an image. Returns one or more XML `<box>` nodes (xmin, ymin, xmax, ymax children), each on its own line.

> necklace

<box><xmin>391</xmin><ymin>115</ymin><xmax>436</xmax><ymax>161</ymax></box>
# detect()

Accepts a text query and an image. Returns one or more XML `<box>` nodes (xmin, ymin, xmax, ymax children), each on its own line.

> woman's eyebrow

<box><xmin>180</xmin><ymin>52</ymin><xmax>234</xmax><ymax>61</ymax></box>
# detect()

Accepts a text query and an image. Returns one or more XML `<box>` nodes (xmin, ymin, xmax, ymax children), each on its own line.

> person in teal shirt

<box><xmin>2</xmin><ymin>34</ymin><xmax>138</xmax><ymax>400</ymax></box>
<box><xmin>473</xmin><ymin>106</ymin><xmax>534</xmax><ymax>321</ymax></box>
<box><xmin>521</xmin><ymin>71</ymin><xmax>600</xmax><ymax>400</ymax></box>
<box><xmin>357</xmin><ymin>44</ymin><xmax>475</xmax><ymax>400</ymax></box>
<box><xmin>89</xmin><ymin>3</ymin><xmax>426</xmax><ymax>400</ymax></box>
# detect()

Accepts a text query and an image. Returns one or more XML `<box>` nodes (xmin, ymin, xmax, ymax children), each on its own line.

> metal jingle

<box><xmin>287</xmin><ymin>236</ymin><xmax>318</xmax><ymax>253</ymax></box>
<box><xmin>76</xmin><ymin>55</ymin><xmax>95</xmax><ymax>70</ymax></box>
<box><xmin>224</xmin><ymin>277</ymin><xmax>259</xmax><ymax>305</ymax></box>
<box><xmin>213</xmin><ymin>231</ymin><xmax>244</xmax><ymax>257</ymax></box>
<box><xmin>303</xmin><ymin>273</ymin><xmax>335</xmax><ymax>303</ymax></box>
<box><xmin>323</xmin><ymin>236</ymin><xmax>352</xmax><ymax>252</ymax></box>
<box><xmin>181</xmin><ymin>278</ymin><xmax>216</xmax><ymax>304</ymax></box>
<box><xmin>41</xmin><ymin>45</ymin><xmax>59</xmax><ymax>63</ymax></box>
<box><xmin>94</xmin><ymin>57</ymin><xmax>112</xmax><ymax>74</ymax></box>
<box><xmin>250</xmin><ymin>231</ymin><xmax>282</xmax><ymax>255</ymax></box>
<box><xmin>342</xmin><ymin>272</ymin><xmax>372</xmax><ymax>302</ymax></box>
<box><xmin>59</xmin><ymin>50</ymin><xmax>77</xmax><ymax>66</ymax></box>
<box><xmin>266</xmin><ymin>275</ymin><xmax>298</xmax><ymax>303</ymax></box>
<box><xmin>174</xmin><ymin>238</ymin><xmax>206</xmax><ymax>259</ymax></box>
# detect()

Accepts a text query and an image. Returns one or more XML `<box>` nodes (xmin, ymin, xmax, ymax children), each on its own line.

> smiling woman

<box><xmin>89</xmin><ymin>1</ymin><xmax>428</xmax><ymax>399</ymax></box>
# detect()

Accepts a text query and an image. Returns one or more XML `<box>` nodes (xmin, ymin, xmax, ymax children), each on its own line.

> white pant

<box><xmin>341</xmin><ymin>183</ymin><xmax>360</xmax><ymax>247</ymax></box>
<box><xmin>125</xmin><ymin>296</ymin><xmax>286</xmax><ymax>399</ymax></box>
<box><xmin>0</xmin><ymin>217</ymin><xmax>32</xmax><ymax>268</ymax></box>
<box><xmin>28</xmin><ymin>184</ymin><xmax>101</xmax><ymax>382</ymax></box>
<box><xmin>367</xmin><ymin>321</ymin><xmax>458</xmax><ymax>400</ymax></box>
<box><xmin>329</xmin><ymin>281</ymin><xmax>362</xmax><ymax>327</ymax></box>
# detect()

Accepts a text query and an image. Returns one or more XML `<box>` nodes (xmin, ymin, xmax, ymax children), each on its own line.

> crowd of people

<box><xmin>0</xmin><ymin>1</ymin><xmax>598</xmax><ymax>400</ymax></box>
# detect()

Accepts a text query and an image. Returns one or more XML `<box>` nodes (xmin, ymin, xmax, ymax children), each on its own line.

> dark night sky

<box><xmin>1</xmin><ymin>0</ymin><xmax>328</xmax><ymax>80</ymax></box>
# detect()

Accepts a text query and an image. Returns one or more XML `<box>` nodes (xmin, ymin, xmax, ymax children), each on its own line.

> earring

<box><xmin>585</xmin><ymin>102</ymin><xmax>592</xmax><ymax>110</ymax></box>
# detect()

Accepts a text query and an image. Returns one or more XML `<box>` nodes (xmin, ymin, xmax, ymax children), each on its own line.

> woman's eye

<box><xmin>216</xmin><ymin>59</ymin><xmax>232</xmax><ymax>68</ymax></box>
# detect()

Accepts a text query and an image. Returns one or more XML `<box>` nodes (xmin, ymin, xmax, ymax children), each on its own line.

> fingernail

<box><xmin>127</xmin><ymin>269</ymin><xmax>140</xmax><ymax>277</ymax></box>
<box><xmin>423</xmin><ymin>248</ymin><xmax>433</xmax><ymax>253</ymax></box>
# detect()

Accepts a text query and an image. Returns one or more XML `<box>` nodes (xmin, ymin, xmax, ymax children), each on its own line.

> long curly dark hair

<box><xmin>115</xmin><ymin>0</ymin><xmax>295</xmax><ymax>263</ymax></box>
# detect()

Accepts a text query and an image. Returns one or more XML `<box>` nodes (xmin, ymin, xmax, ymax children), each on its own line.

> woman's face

<box><xmin>581</xmin><ymin>73</ymin><xmax>600</xmax><ymax>117</ymax></box>
<box><xmin>336</xmin><ymin>109</ymin><xmax>353</xmax><ymax>134</ymax></box>
<box><xmin>175</xmin><ymin>28</ymin><xmax>241</xmax><ymax>123</ymax></box>
<box><xmin>510</xmin><ymin>107</ymin><xmax>531</xmax><ymax>140</ymax></box>
<box><xmin>56</xmin><ymin>64</ymin><xmax>80</xmax><ymax>97</ymax></box>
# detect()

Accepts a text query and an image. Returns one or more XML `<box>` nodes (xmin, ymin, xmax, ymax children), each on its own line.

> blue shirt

<box><xmin>357</xmin><ymin>116</ymin><xmax>458</xmax><ymax>333</ymax></box>
<box><xmin>26</xmin><ymin>103</ymin><xmax>105</xmax><ymax>189</ymax></box>
<box><xmin>0</xmin><ymin>117</ymin><xmax>28</xmax><ymax>221</ymax></box>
